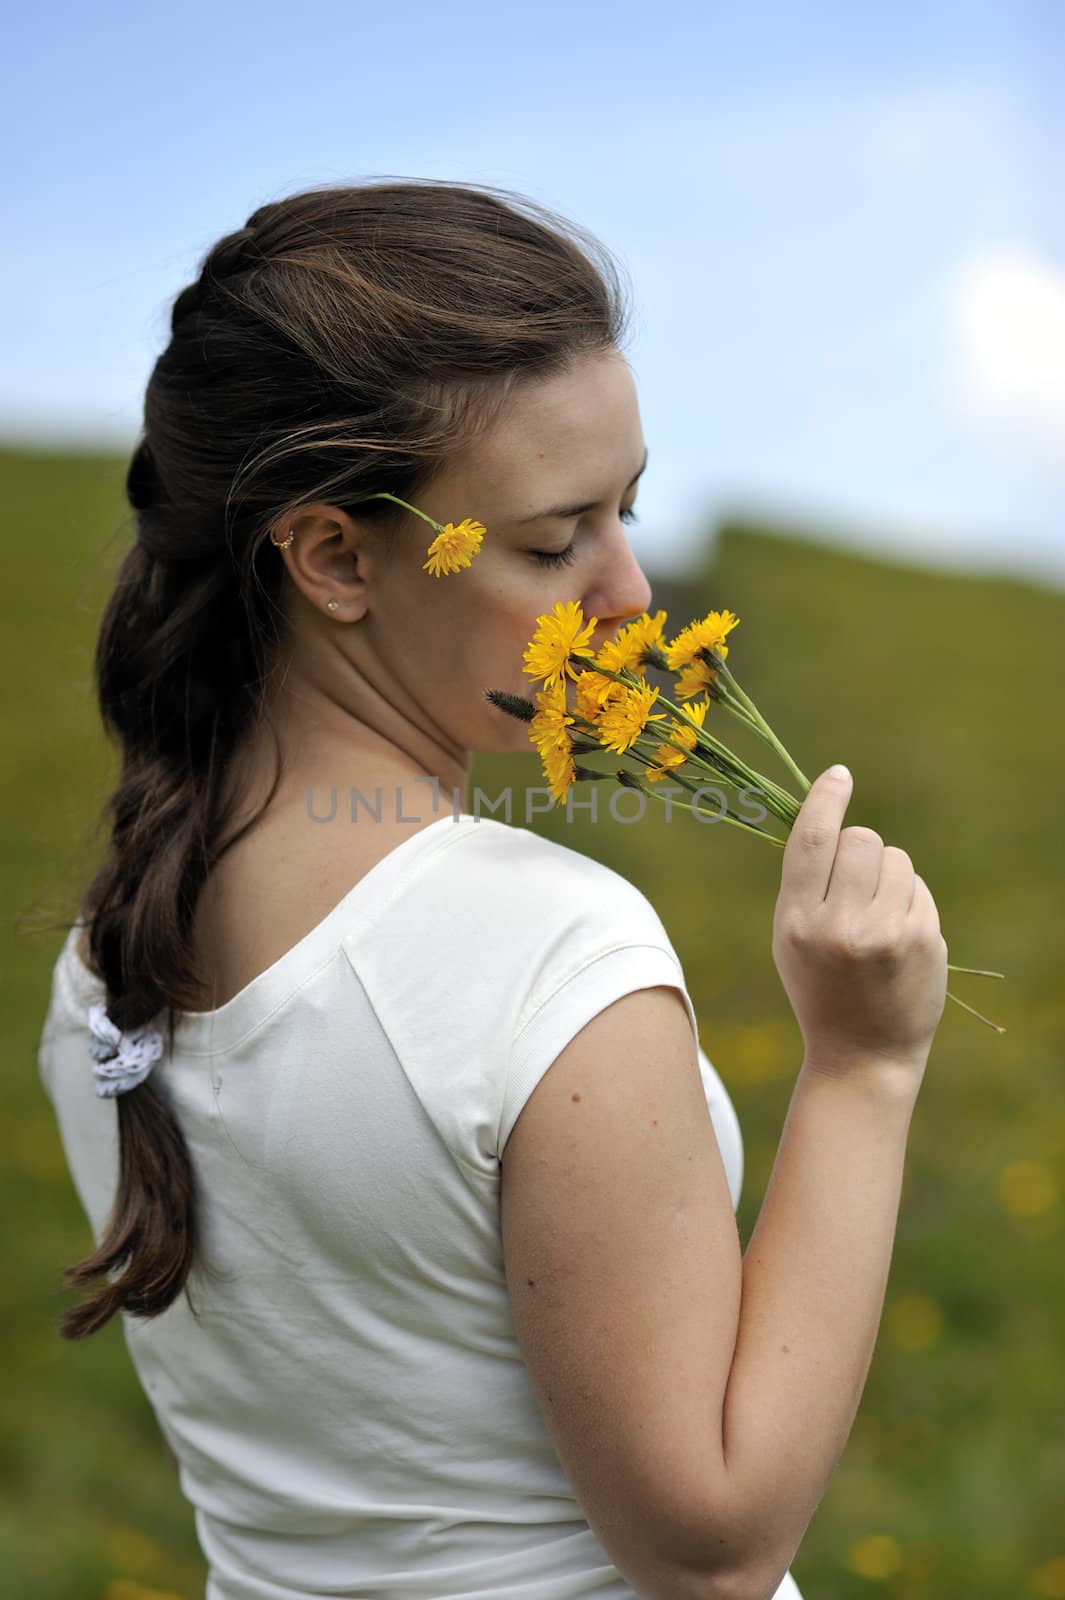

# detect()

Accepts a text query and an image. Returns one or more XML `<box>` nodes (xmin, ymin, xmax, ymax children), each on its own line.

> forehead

<box><xmin>463</xmin><ymin>349</ymin><xmax>642</xmax><ymax>493</ymax></box>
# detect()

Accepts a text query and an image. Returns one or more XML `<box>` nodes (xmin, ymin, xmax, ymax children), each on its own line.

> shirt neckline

<box><xmin>62</xmin><ymin>810</ymin><xmax>491</xmax><ymax>1056</ymax></box>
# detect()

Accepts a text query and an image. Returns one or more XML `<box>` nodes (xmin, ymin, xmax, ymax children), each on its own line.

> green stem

<box><xmin>709</xmin><ymin>652</ymin><xmax>811</xmax><ymax>793</ymax></box>
<box><xmin>945</xmin><ymin>989</ymin><xmax>1006</xmax><ymax>1033</ymax></box>
<box><xmin>567</xmin><ymin>710</ymin><xmax>748</xmax><ymax>808</ymax></box>
<box><xmin>359</xmin><ymin>492</ymin><xmax>442</xmax><ymax>531</ymax></box>
<box><xmin>710</xmin><ymin>685</ymin><xmax>764</xmax><ymax>733</ymax></box>
<box><xmin>699</xmin><ymin>691</ymin><xmax>804</xmax><ymax>809</ymax></box>
<box><xmin>571</xmin><ymin>658</ymin><xmax>802</xmax><ymax>822</ymax></box>
<box><xmin>632</xmin><ymin>730</ymin><xmax>799</xmax><ymax>825</ymax></box>
<box><xmin>624</xmin><ymin>770</ymin><xmax>787</xmax><ymax>846</ymax></box>
<box><xmin>564</xmin><ymin>701</ymin><xmax>787</xmax><ymax>846</ymax></box>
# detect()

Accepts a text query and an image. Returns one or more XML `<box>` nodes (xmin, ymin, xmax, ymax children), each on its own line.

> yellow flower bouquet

<box><xmin>487</xmin><ymin>600</ymin><xmax>1006</xmax><ymax>1035</ymax></box>
<box><xmin>342</xmin><ymin>490</ymin><xmax>1003</xmax><ymax>1034</ymax></box>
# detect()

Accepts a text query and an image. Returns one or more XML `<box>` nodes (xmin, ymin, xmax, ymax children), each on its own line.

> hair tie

<box><xmin>87</xmin><ymin>1003</ymin><xmax>164</xmax><ymax>1098</ymax></box>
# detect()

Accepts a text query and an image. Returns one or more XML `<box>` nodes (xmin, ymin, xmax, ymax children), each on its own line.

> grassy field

<box><xmin>4</xmin><ymin>444</ymin><xmax>1064</xmax><ymax>1599</ymax></box>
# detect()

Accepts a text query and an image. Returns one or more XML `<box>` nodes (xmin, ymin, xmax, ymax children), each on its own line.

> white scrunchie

<box><xmin>87</xmin><ymin>1002</ymin><xmax>164</xmax><ymax>1098</ymax></box>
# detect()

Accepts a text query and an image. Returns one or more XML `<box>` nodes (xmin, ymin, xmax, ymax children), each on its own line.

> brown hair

<box><xmin>55</xmin><ymin>177</ymin><xmax>632</xmax><ymax>1338</ymax></box>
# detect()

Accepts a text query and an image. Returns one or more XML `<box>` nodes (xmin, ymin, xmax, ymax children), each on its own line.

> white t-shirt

<box><xmin>37</xmin><ymin>811</ymin><xmax>804</xmax><ymax>1600</ymax></box>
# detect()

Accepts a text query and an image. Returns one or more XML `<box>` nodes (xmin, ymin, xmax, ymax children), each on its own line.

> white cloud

<box><xmin>945</xmin><ymin>246</ymin><xmax>1065</xmax><ymax>456</ymax></box>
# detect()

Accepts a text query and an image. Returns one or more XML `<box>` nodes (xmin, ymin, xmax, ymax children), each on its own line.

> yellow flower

<box><xmin>595</xmin><ymin>630</ymin><xmax>645</xmax><ymax>677</ymax></box>
<box><xmin>998</xmin><ymin>1159</ymin><xmax>1058</xmax><ymax>1217</ymax></box>
<box><xmin>846</xmin><ymin>1535</ymin><xmax>904</xmax><ymax>1580</ymax></box>
<box><xmin>528</xmin><ymin>680</ymin><xmax>579</xmax><ymax>803</ymax></box>
<box><xmin>573</xmin><ymin>667</ymin><xmax>623</xmax><ymax>724</ymax></box>
<box><xmin>622</xmin><ymin>607</ymin><xmax>669</xmax><ymax>663</ymax></box>
<box><xmin>673</xmin><ymin>657</ymin><xmax>716</xmax><ymax>701</ymax></box>
<box><xmin>595</xmin><ymin>608</ymin><xmax>669</xmax><ymax>678</ymax></box>
<box><xmin>353</xmin><ymin>493</ymin><xmax>488</xmax><ymax>575</ymax></box>
<box><xmin>645</xmin><ymin>697</ymin><xmax>709</xmax><ymax>781</ymax></box>
<box><xmin>595</xmin><ymin>680</ymin><xmax>667</xmax><ymax>754</ymax></box>
<box><xmin>422</xmin><ymin>518</ymin><xmax>486</xmax><ymax>577</ymax></box>
<box><xmin>681</xmin><ymin>696</ymin><xmax>710</xmax><ymax>728</ymax></box>
<box><xmin>594</xmin><ymin>636</ymin><xmax>641</xmax><ymax>677</ymax></box>
<box><xmin>644</xmin><ymin>746</ymin><xmax>688</xmax><ymax>782</ymax></box>
<box><xmin>664</xmin><ymin>609</ymin><xmax>740</xmax><ymax>671</ymax></box>
<box><xmin>522</xmin><ymin>600</ymin><xmax>599</xmax><ymax>690</ymax></box>
<box><xmin>528</xmin><ymin>679</ymin><xmax>575</xmax><ymax>753</ymax></box>
<box><xmin>539</xmin><ymin>731</ymin><xmax>577</xmax><ymax>804</ymax></box>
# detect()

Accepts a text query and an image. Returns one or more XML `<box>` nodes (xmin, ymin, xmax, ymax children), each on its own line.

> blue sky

<box><xmin>5</xmin><ymin>0</ymin><xmax>1062</xmax><ymax>584</ymax></box>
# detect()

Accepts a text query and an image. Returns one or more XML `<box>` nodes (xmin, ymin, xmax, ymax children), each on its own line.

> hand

<box><xmin>771</xmin><ymin>765</ymin><xmax>948</xmax><ymax>1083</ymax></box>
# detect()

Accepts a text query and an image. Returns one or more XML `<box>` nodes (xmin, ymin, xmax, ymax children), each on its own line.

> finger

<box><xmin>910</xmin><ymin>873</ymin><xmax>942</xmax><ymax>933</ymax></box>
<box><xmin>824</xmin><ymin>826</ymin><xmax>884</xmax><ymax>905</ymax></box>
<box><xmin>873</xmin><ymin>845</ymin><xmax>917</xmax><ymax>912</ymax></box>
<box><xmin>780</xmin><ymin>765</ymin><xmax>854</xmax><ymax>904</ymax></box>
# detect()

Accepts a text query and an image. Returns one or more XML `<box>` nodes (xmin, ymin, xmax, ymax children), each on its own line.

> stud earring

<box><xmin>326</xmin><ymin>600</ymin><xmax>339</xmax><ymax>612</ymax></box>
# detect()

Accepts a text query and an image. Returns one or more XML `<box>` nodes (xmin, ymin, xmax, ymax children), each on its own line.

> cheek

<box><xmin>481</xmin><ymin>622</ymin><xmax>534</xmax><ymax>694</ymax></box>
<box><xmin>439</xmin><ymin>564</ymin><xmax>580</xmax><ymax>697</ymax></box>
<box><xmin>451</xmin><ymin>610</ymin><xmax>538</xmax><ymax>717</ymax></box>
<box><xmin>458</xmin><ymin>583</ymin><xmax>537</xmax><ymax>661</ymax></box>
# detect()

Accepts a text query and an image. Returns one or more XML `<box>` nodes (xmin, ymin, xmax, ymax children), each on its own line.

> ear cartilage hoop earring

<box><xmin>270</xmin><ymin>529</ymin><xmax>295</xmax><ymax>550</ymax></box>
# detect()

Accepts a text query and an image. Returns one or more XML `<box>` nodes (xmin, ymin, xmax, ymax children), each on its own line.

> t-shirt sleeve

<box><xmin>342</xmin><ymin>820</ymin><xmax>702</xmax><ymax>1185</ymax></box>
<box><xmin>496</xmin><ymin>838</ymin><xmax>701</xmax><ymax>1161</ymax></box>
<box><xmin>501</xmin><ymin>928</ymin><xmax>697</xmax><ymax>1162</ymax></box>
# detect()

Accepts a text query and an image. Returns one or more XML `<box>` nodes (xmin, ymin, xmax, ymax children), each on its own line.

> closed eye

<box><xmin>529</xmin><ymin>507</ymin><xmax>640</xmax><ymax>567</ymax></box>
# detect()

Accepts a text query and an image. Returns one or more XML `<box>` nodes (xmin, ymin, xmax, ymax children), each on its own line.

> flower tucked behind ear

<box><xmin>423</xmin><ymin>518</ymin><xmax>486</xmax><ymax>577</ymax></box>
<box><xmin>355</xmin><ymin>493</ymin><xmax>487</xmax><ymax>575</ymax></box>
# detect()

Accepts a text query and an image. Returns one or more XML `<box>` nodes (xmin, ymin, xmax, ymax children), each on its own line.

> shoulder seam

<box><xmin>515</xmin><ymin>940</ymin><xmax>685</xmax><ymax>1039</ymax></box>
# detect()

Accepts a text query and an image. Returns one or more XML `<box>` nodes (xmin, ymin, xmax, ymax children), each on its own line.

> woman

<box><xmin>37</xmin><ymin>179</ymin><xmax>946</xmax><ymax>1599</ymax></box>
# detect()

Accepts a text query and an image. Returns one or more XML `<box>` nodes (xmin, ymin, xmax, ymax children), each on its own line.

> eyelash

<box><xmin>530</xmin><ymin>507</ymin><xmax>641</xmax><ymax>567</ymax></box>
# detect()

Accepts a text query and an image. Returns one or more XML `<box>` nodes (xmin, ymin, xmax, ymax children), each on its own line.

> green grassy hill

<box><xmin>4</xmin><ymin>446</ymin><xmax>1063</xmax><ymax>1598</ymax></box>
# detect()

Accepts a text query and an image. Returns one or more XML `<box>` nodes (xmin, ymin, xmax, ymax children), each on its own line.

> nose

<box><xmin>586</xmin><ymin>554</ymin><xmax>653</xmax><ymax>651</ymax></box>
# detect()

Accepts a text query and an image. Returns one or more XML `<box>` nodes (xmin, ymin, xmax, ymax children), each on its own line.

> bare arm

<box><xmin>710</xmin><ymin>1062</ymin><xmax>917</xmax><ymax>1591</ymax></box>
<box><xmin>699</xmin><ymin>764</ymin><xmax>945</xmax><ymax>1594</ymax></box>
<box><xmin>501</xmin><ymin>767</ymin><xmax>946</xmax><ymax>1599</ymax></box>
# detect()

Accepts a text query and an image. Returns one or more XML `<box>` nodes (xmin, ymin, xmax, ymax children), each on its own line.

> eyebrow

<box><xmin>515</xmin><ymin>448</ymin><xmax>649</xmax><ymax>524</ymax></box>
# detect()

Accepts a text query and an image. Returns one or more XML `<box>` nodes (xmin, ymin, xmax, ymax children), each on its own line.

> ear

<box><xmin>270</xmin><ymin>505</ymin><xmax>374</xmax><ymax>623</ymax></box>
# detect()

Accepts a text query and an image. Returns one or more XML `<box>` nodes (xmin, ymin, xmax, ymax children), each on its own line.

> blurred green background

<box><xmin>5</xmin><ymin>443</ymin><xmax>1064</xmax><ymax>1600</ymax></box>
